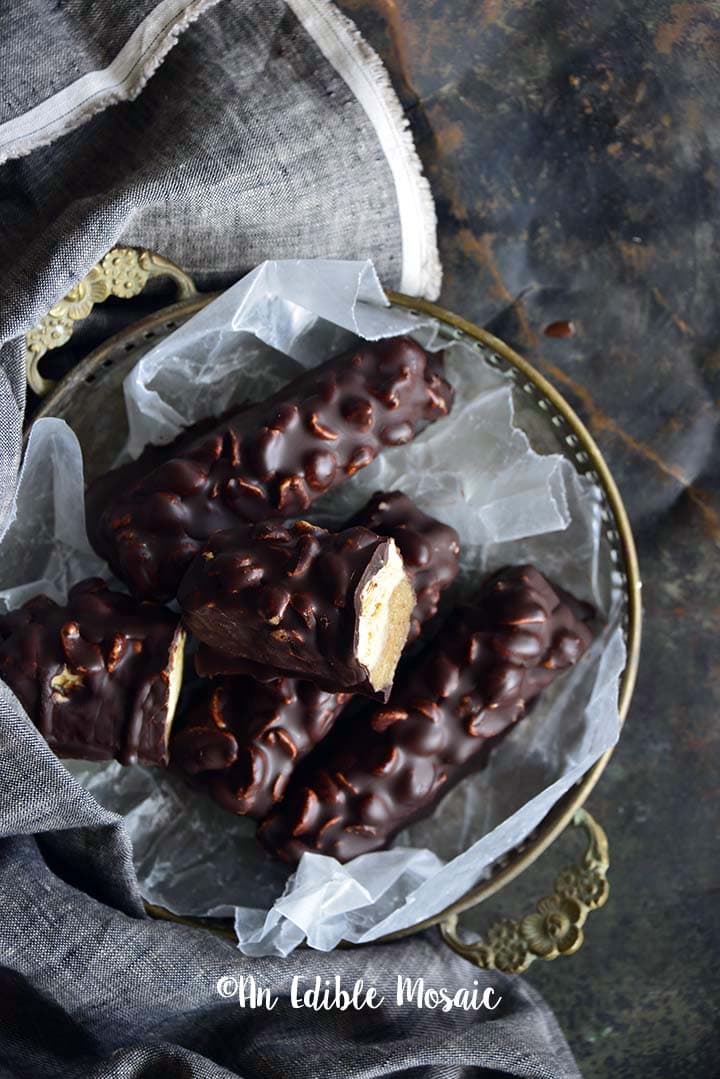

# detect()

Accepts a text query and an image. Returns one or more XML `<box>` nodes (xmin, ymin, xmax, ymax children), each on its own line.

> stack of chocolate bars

<box><xmin>0</xmin><ymin>337</ymin><xmax>594</xmax><ymax>863</ymax></box>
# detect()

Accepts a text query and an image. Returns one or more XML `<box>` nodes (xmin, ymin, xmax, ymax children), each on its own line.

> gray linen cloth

<box><xmin>0</xmin><ymin>2</ymin><xmax>582</xmax><ymax>1075</ymax></box>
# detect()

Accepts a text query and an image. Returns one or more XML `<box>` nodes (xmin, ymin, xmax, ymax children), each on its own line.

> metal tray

<box><xmin>25</xmin><ymin>247</ymin><xmax>641</xmax><ymax>972</ymax></box>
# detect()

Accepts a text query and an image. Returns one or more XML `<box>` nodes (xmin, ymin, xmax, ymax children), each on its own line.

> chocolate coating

<box><xmin>171</xmin><ymin>679</ymin><xmax>350</xmax><ymax>817</ymax></box>
<box><xmin>91</xmin><ymin>337</ymin><xmax>453</xmax><ymax>600</ymax></box>
<box><xmin>178</xmin><ymin>521</ymin><xmax>413</xmax><ymax>700</ymax></box>
<box><xmin>349</xmin><ymin>491</ymin><xmax>460</xmax><ymax>641</ymax></box>
<box><xmin>85</xmin><ymin>403</ymin><xmax>249</xmax><ymax>552</ymax></box>
<box><xmin>259</xmin><ymin>565</ymin><xmax>594</xmax><ymax>864</ymax></box>
<box><xmin>194</xmin><ymin>647</ymin><xmax>284</xmax><ymax>680</ymax></box>
<box><xmin>0</xmin><ymin>578</ymin><xmax>184</xmax><ymax>766</ymax></box>
<box><xmin>178</xmin><ymin>492</ymin><xmax>460</xmax><ymax>816</ymax></box>
<box><xmin>195</xmin><ymin>489</ymin><xmax>460</xmax><ymax>678</ymax></box>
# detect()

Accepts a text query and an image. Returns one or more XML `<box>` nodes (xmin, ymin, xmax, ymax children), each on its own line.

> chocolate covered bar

<box><xmin>171</xmin><ymin>678</ymin><xmax>350</xmax><ymax>817</ymax></box>
<box><xmin>194</xmin><ymin>489</ymin><xmax>459</xmax><ymax>678</ymax></box>
<box><xmin>0</xmin><ymin>578</ymin><xmax>185</xmax><ymax>765</ymax></box>
<box><xmin>178</xmin><ymin>521</ymin><xmax>416</xmax><ymax>700</ymax></box>
<box><xmin>259</xmin><ymin>566</ymin><xmax>594</xmax><ymax>864</ymax></box>
<box><xmin>349</xmin><ymin>491</ymin><xmax>460</xmax><ymax>642</ymax></box>
<box><xmin>85</xmin><ymin>403</ymin><xmax>249</xmax><ymax>549</ymax></box>
<box><xmin>177</xmin><ymin>492</ymin><xmax>460</xmax><ymax>817</ymax></box>
<box><xmin>91</xmin><ymin>337</ymin><xmax>453</xmax><ymax>600</ymax></box>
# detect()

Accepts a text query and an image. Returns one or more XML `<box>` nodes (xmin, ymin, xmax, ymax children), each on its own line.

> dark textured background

<box><xmin>333</xmin><ymin>1</ymin><xmax>720</xmax><ymax>1075</ymax></box>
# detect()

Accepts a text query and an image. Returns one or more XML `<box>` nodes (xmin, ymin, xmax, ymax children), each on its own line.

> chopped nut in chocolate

<box><xmin>0</xmin><ymin>578</ymin><xmax>185</xmax><ymax>766</ymax></box>
<box><xmin>258</xmin><ymin>565</ymin><xmax>594</xmax><ymax>864</ymax></box>
<box><xmin>89</xmin><ymin>337</ymin><xmax>453</xmax><ymax>600</ymax></box>
<box><xmin>175</xmin><ymin>491</ymin><xmax>460</xmax><ymax>817</ymax></box>
<box><xmin>178</xmin><ymin>521</ymin><xmax>415</xmax><ymax>700</ymax></box>
<box><xmin>170</xmin><ymin>678</ymin><xmax>350</xmax><ymax>817</ymax></box>
<box><xmin>194</xmin><ymin>490</ymin><xmax>460</xmax><ymax>680</ymax></box>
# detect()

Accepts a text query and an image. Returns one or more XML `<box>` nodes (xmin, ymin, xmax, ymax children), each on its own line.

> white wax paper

<box><xmin>0</xmin><ymin>259</ymin><xmax>625</xmax><ymax>956</ymax></box>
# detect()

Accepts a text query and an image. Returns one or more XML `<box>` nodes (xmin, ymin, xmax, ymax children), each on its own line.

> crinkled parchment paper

<box><xmin>0</xmin><ymin>260</ymin><xmax>625</xmax><ymax>956</ymax></box>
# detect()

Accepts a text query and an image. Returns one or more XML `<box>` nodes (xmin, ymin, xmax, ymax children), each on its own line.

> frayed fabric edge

<box><xmin>0</xmin><ymin>0</ymin><xmax>223</xmax><ymax>168</ymax></box>
<box><xmin>286</xmin><ymin>0</ymin><xmax>442</xmax><ymax>301</ymax></box>
<box><xmin>1</xmin><ymin>0</ymin><xmax>442</xmax><ymax>300</ymax></box>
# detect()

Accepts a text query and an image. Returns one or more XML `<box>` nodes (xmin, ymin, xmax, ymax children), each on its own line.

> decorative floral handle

<box><xmin>440</xmin><ymin>809</ymin><xmax>609</xmax><ymax>973</ymax></box>
<box><xmin>25</xmin><ymin>247</ymin><xmax>198</xmax><ymax>396</ymax></box>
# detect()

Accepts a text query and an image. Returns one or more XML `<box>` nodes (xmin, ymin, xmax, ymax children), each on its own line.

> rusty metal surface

<box><xmin>335</xmin><ymin>1</ymin><xmax>720</xmax><ymax>1074</ymax></box>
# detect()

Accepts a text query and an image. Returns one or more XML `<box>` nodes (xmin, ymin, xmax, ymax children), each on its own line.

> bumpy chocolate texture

<box><xmin>258</xmin><ymin>565</ymin><xmax>594</xmax><ymax>864</ymax></box>
<box><xmin>91</xmin><ymin>337</ymin><xmax>453</xmax><ymax>600</ymax></box>
<box><xmin>349</xmin><ymin>491</ymin><xmax>460</xmax><ymax>642</ymax></box>
<box><xmin>171</xmin><ymin>679</ymin><xmax>350</xmax><ymax>817</ymax></box>
<box><xmin>175</xmin><ymin>492</ymin><xmax>460</xmax><ymax>816</ymax></box>
<box><xmin>0</xmin><ymin>578</ymin><xmax>185</xmax><ymax>766</ymax></box>
<box><xmin>85</xmin><ymin>404</ymin><xmax>249</xmax><ymax>551</ymax></box>
<box><xmin>177</xmin><ymin>493</ymin><xmax>459</xmax><ymax>814</ymax></box>
<box><xmin>194</xmin><ymin>488</ymin><xmax>460</xmax><ymax>677</ymax></box>
<box><xmin>178</xmin><ymin>520</ymin><xmax>415</xmax><ymax>700</ymax></box>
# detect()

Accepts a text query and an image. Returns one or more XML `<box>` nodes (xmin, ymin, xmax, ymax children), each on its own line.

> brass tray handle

<box><xmin>25</xmin><ymin>247</ymin><xmax>198</xmax><ymax>397</ymax></box>
<box><xmin>440</xmin><ymin>809</ymin><xmax>609</xmax><ymax>973</ymax></box>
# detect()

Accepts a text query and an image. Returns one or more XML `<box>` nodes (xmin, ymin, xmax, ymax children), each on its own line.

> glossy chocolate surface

<box><xmin>178</xmin><ymin>521</ymin><xmax>411</xmax><ymax>700</ymax></box>
<box><xmin>92</xmin><ymin>337</ymin><xmax>453</xmax><ymax>600</ymax></box>
<box><xmin>171</xmin><ymin>678</ymin><xmax>350</xmax><ymax>818</ymax></box>
<box><xmin>259</xmin><ymin>565</ymin><xmax>593</xmax><ymax>863</ymax></box>
<box><xmin>177</xmin><ymin>490</ymin><xmax>460</xmax><ymax>816</ymax></box>
<box><xmin>194</xmin><ymin>488</ymin><xmax>459</xmax><ymax>678</ymax></box>
<box><xmin>0</xmin><ymin>578</ymin><xmax>183</xmax><ymax>766</ymax></box>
